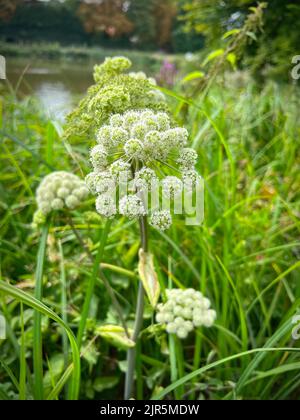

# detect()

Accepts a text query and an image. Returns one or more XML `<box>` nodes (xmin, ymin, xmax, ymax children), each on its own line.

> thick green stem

<box><xmin>124</xmin><ymin>216</ymin><xmax>148</xmax><ymax>400</ymax></box>
<box><xmin>77</xmin><ymin>220</ymin><xmax>111</xmax><ymax>349</ymax></box>
<box><xmin>33</xmin><ymin>222</ymin><xmax>49</xmax><ymax>400</ymax></box>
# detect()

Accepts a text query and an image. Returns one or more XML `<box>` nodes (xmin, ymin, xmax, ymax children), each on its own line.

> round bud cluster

<box><xmin>156</xmin><ymin>289</ymin><xmax>216</xmax><ymax>339</ymax></box>
<box><xmin>94</xmin><ymin>57</ymin><xmax>132</xmax><ymax>80</ymax></box>
<box><xmin>36</xmin><ymin>171</ymin><xmax>89</xmax><ymax>216</ymax></box>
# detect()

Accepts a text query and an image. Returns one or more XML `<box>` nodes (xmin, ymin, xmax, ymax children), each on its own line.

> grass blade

<box><xmin>19</xmin><ymin>303</ymin><xmax>26</xmax><ymax>400</ymax></box>
<box><xmin>151</xmin><ymin>347</ymin><xmax>300</xmax><ymax>400</ymax></box>
<box><xmin>0</xmin><ymin>281</ymin><xmax>80</xmax><ymax>400</ymax></box>
<box><xmin>77</xmin><ymin>220</ymin><xmax>112</xmax><ymax>348</ymax></box>
<box><xmin>33</xmin><ymin>223</ymin><xmax>49</xmax><ymax>400</ymax></box>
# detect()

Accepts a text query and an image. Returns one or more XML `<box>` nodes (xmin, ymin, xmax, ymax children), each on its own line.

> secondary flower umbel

<box><xmin>35</xmin><ymin>171</ymin><xmax>89</xmax><ymax>217</ymax></box>
<box><xmin>156</xmin><ymin>288</ymin><xmax>216</xmax><ymax>339</ymax></box>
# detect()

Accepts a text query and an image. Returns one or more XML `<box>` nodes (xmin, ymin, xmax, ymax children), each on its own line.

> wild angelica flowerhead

<box><xmin>86</xmin><ymin>109</ymin><xmax>201</xmax><ymax>229</ymax></box>
<box><xmin>91</xmin><ymin>110</ymin><xmax>192</xmax><ymax>168</ymax></box>
<box><xmin>156</xmin><ymin>289</ymin><xmax>216</xmax><ymax>339</ymax></box>
<box><xmin>35</xmin><ymin>171</ymin><xmax>89</xmax><ymax>217</ymax></box>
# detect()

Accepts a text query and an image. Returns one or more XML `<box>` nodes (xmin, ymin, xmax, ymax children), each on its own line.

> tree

<box><xmin>153</xmin><ymin>0</ymin><xmax>177</xmax><ymax>49</ymax></box>
<box><xmin>0</xmin><ymin>0</ymin><xmax>19</xmax><ymax>22</ymax></box>
<box><xmin>181</xmin><ymin>0</ymin><xmax>300</xmax><ymax>80</ymax></box>
<box><xmin>128</xmin><ymin>0</ymin><xmax>178</xmax><ymax>50</ymax></box>
<box><xmin>77</xmin><ymin>0</ymin><xmax>134</xmax><ymax>38</ymax></box>
<box><xmin>127</xmin><ymin>0</ymin><xmax>157</xmax><ymax>48</ymax></box>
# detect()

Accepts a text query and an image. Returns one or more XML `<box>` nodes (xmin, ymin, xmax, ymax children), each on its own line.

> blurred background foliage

<box><xmin>0</xmin><ymin>0</ymin><xmax>299</xmax><ymax>79</ymax></box>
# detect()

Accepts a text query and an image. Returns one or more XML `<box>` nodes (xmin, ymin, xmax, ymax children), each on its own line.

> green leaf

<box><xmin>236</xmin><ymin>318</ymin><xmax>296</xmax><ymax>393</ymax></box>
<box><xmin>246</xmin><ymin>31</ymin><xmax>257</xmax><ymax>41</ymax></box>
<box><xmin>96</xmin><ymin>325</ymin><xmax>135</xmax><ymax>350</ymax></box>
<box><xmin>182</xmin><ymin>71</ymin><xmax>205</xmax><ymax>84</ymax></box>
<box><xmin>138</xmin><ymin>249</ymin><xmax>160</xmax><ymax>308</ymax></box>
<box><xmin>202</xmin><ymin>49</ymin><xmax>224</xmax><ymax>66</ymax></box>
<box><xmin>43</xmin><ymin>354</ymin><xmax>65</xmax><ymax>391</ymax></box>
<box><xmin>33</xmin><ymin>223</ymin><xmax>49</xmax><ymax>400</ymax></box>
<box><xmin>222</xmin><ymin>29</ymin><xmax>241</xmax><ymax>39</ymax></box>
<box><xmin>226</xmin><ymin>53</ymin><xmax>237</xmax><ymax>70</ymax></box>
<box><xmin>93</xmin><ymin>376</ymin><xmax>119</xmax><ymax>393</ymax></box>
<box><xmin>19</xmin><ymin>303</ymin><xmax>26</xmax><ymax>400</ymax></box>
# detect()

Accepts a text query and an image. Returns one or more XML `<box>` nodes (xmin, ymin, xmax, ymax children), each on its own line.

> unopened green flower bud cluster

<box><xmin>85</xmin><ymin>109</ymin><xmax>201</xmax><ymax>231</ymax></box>
<box><xmin>36</xmin><ymin>171</ymin><xmax>89</xmax><ymax>216</ymax></box>
<box><xmin>156</xmin><ymin>289</ymin><xmax>216</xmax><ymax>339</ymax></box>
<box><xmin>128</xmin><ymin>71</ymin><xmax>157</xmax><ymax>86</ymax></box>
<box><xmin>64</xmin><ymin>57</ymin><xmax>167</xmax><ymax>140</ymax></box>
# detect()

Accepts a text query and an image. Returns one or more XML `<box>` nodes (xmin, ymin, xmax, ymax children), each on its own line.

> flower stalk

<box><xmin>124</xmin><ymin>215</ymin><xmax>148</xmax><ymax>400</ymax></box>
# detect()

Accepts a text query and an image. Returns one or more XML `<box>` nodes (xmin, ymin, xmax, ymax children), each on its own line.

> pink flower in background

<box><xmin>156</xmin><ymin>59</ymin><xmax>178</xmax><ymax>87</ymax></box>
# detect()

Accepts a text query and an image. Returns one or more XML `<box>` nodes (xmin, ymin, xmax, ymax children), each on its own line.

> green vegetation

<box><xmin>0</xmin><ymin>41</ymin><xmax>174</xmax><ymax>67</ymax></box>
<box><xmin>1</xmin><ymin>62</ymin><xmax>300</xmax><ymax>398</ymax></box>
<box><xmin>1</xmin><ymin>1</ymin><xmax>299</xmax><ymax>80</ymax></box>
<box><xmin>0</xmin><ymin>0</ymin><xmax>299</xmax><ymax>402</ymax></box>
<box><xmin>181</xmin><ymin>0</ymin><xmax>300</xmax><ymax>80</ymax></box>
<box><xmin>0</xmin><ymin>0</ymin><xmax>202</xmax><ymax>53</ymax></box>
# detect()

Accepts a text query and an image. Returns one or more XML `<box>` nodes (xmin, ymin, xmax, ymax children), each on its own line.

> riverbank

<box><xmin>0</xmin><ymin>41</ymin><xmax>183</xmax><ymax>72</ymax></box>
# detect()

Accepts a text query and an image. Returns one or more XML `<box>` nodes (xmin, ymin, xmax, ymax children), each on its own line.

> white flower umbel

<box><xmin>177</xmin><ymin>148</ymin><xmax>198</xmax><ymax>170</ymax></box>
<box><xmin>90</xmin><ymin>145</ymin><xmax>108</xmax><ymax>170</ymax></box>
<box><xmin>110</xmin><ymin>160</ymin><xmax>132</xmax><ymax>178</ymax></box>
<box><xmin>156</xmin><ymin>288</ymin><xmax>216</xmax><ymax>339</ymax></box>
<box><xmin>182</xmin><ymin>169</ymin><xmax>202</xmax><ymax>190</ymax></box>
<box><xmin>134</xmin><ymin>167</ymin><xmax>158</xmax><ymax>190</ymax></box>
<box><xmin>94</xmin><ymin>172</ymin><xmax>116</xmax><ymax>194</ymax></box>
<box><xmin>96</xmin><ymin>195</ymin><xmax>117</xmax><ymax>218</ymax></box>
<box><xmin>149</xmin><ymin>210</ymin><xmax>172</xmax><ymax>231</ymax></box>
<box><xmin>162</xmin><ymin>176</ymin><xmax>183</xmax><ymax>199</ymax></box>
<box><xmin>36</xmin><ymin>171</ymin><xmax>89</xmax><ymax>216</ymax></box>
<box><xmin>94</xmin><ymin>110</ymin><xmax>191</xmax><ymax>166</ymax></box>
<box><xmin>119</xmin><ymin>195</ymin><xmax>146</xmax><ymax>219</ymax></box>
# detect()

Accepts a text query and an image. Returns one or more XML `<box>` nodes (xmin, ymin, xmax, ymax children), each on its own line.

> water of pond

<box><xmin>5</xmin><ymin>56</ymin><xmax>161</xmax><ymax>121</ymax></box>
